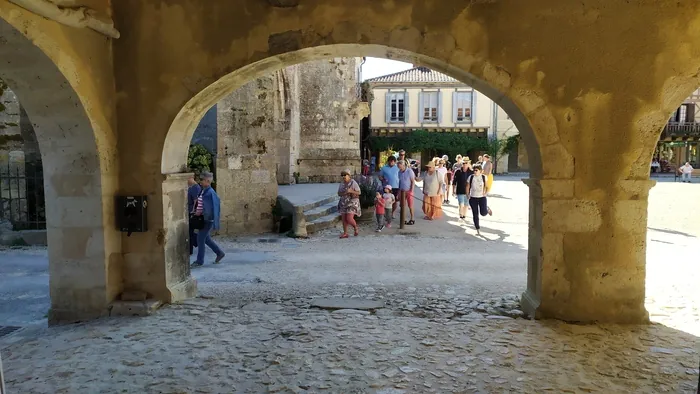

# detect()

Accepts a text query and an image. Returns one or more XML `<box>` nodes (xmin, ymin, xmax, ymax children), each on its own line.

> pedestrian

<box><xmin>679</xmin><ymin>161</ymin><xmax>694</xmax><ymax>183</ymax></box>
<box><xmin>466</xmin><ymin>165</ymin><xmax>493</xmax><ymax>235</ymax></box>
<box><xmin>436</xmin><ymin>159</ymin><xmax>448</xmax><ymax>204</ymax></box>
<box><xmin>398</xmin><ymin>159</ymin><xmax>416</xmax><ymax>225</ymax></box>
<box><xmin>382</xmin><ymin>184</ymin><xmax>395</xmax><ymax>228</ymax></box>
<box><xmin>379</xmin><ymin>156</ymin><xmax>400</xmax><ymax>214</ymax></box>
<box><xmin>187</xmin><ymin>172</ymin><xmax>202</xmax><ymax>255</ymax></box>
<box><xmin>453</xmin><ymin>154</ymin><xmax>463</xmax><ymax>172</ymax></box>
<box><xmin>362</xmin><ymin>159</ymin><xmax>370</xmax><ymax>176</ymax></box>
<box><xmin>443</xmin><ymin>155</ymin><xmax>453</xmax><ymax>204</ymax></box>
<box><xmin>398</xmin><ymin>149</ymin><xmax>407</xmax><ymax>163</ymax></box>
<box><xmin>375</xmin><ymin>191</ymin><xmax>386</xmax><ymax>232</ymax></box>
<box><xmin>482</xmin><ymin>154</ymin><xmax>494</xmax><ymax>191</ymax></box>
<box><xmin>337</xmin><ymin>170</ymin><xmax>361</xmax><ymax>238</ymax></box>
<box><xmin>452</xmin><ymin>160</ymin><xmax>473</xmax><ymax>219</ymax></box>
<box><xmin>422</xmin><ymin>161</ymin><xmax>444</xmax><ymax>220</ymax></box>
<box><xmin>190</xmin><ymin>172</ymin><xmax>225</xmax><ymax>267</ymax></box>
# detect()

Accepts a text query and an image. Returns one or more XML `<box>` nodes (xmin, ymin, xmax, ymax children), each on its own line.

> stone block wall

<box><xmin>0</xmin><ymin>81</ymin><xmax>42</xmax><ymax>230</ymax></box>
<box><xmin>208</xmin><ymin>58</ymin><xmax>366</xmax><ymax>235</ymax></box>
<box><xmin>296</xmin><ymin>58</ymin><xmax>365</xmax><ymax>183</ymax></box>
<box><xmin>215</xmin><ymin>72</ymin><xmax>282</xmax><ymax>235</ymax></box>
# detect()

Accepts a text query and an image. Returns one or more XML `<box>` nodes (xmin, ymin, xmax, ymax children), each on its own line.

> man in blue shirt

<box><xmin>187</xmin><ymin>173</ymin><xmax>202</xmax><ymax>255</ymax></box>
<box><xmin>191</xmin><ymin>172</ymin><xmax>225</xmax><ymax>267</ymax></box>
<box><xmin>379</xmin><ymin>156</ymin><xmax>400</xmax><ymax>213</ymax></box>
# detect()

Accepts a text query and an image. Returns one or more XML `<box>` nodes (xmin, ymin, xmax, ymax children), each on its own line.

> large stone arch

<box><xmin>161</xmin><ymin>45</ymin><xmax>547</xmax><ymax>178</ymax></box>
<box><xmin>111</xmin><ymin>0</ymin><xmax>700</xmax><ymax>323</ymax></box>
<box><xmin>158</xmin><ymin>43</ymin><xmax>554</xmax><ymax>319</ymax></box>
<box><xmin>0</xmin><ymin>5</ymin><xmax>121</xmax><ymax>324</ymax></box>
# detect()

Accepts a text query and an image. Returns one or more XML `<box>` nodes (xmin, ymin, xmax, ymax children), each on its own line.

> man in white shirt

<box><xmin>679</xmin><ymin>162</ymin><xmax>694</xmax><ymax>183</ymax></box>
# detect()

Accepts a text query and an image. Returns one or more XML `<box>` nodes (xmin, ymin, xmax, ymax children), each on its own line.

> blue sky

<box><xmin>361</xmin><ymin>57</ymin><xmax>413</xmax><ymax>81</ymax></box>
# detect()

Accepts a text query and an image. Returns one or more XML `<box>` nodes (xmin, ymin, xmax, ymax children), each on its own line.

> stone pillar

<box><xmin>296</xmin><ymin>58</ymin><xmax>365</xmax><ymax>182</ymax></box>
<box><xmin>521</xmin><ymin>178</ymin><xmax>654</xmax><ymax>323</ymax></box>
<box><xmin>216</xmin><ymin>72</ymin><xmax>280</xmax><ymax>235</ymax></box>
<box><xmin>161</xmin><ymin>173</ymin><xmax>197</xmax><ymax>301</ymax></box>
<box><xmin>276</xmin><ymin>66</ymin><xmax>300</xmax><ymax>185</ymax></box>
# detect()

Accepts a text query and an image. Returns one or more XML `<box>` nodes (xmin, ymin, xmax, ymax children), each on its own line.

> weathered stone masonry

<box><xmin>212</xmin><ymin>58</ymin><xmax>367</xmax><ymax>235</ymax></box>
<box><xmin>5</xmin><ymin>0</ymin><xmax>700</xmax><ymax>324</ymax></box>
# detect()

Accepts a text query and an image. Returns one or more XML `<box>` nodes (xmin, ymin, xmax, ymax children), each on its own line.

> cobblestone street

<box><xmin>1</xmin><ymin>176</ymin><xmax>699</xmax><ymax>392</ymax></box>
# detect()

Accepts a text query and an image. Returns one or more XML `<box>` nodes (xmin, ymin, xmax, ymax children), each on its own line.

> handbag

<box><xmin>189</xmin><ymin>190</ymin><xmax>205</xmax><ymax>230</ymax></box>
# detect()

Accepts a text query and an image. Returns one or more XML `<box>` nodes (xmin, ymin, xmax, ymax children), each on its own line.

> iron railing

<box><xmin>0</xmin><ymin>161</ymin><xmax>45</xmax><ymax>230</ymax></box>
<box><xmin>662</xmin><ymin>122</ymin><xmax>700</xmax><ymax>138</ymax></box>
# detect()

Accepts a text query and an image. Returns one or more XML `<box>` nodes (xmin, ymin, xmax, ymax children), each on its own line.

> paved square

<box><xmin>0</xmin><ymin>176</ymin><xmax>698</xmax><ymax>392</ymax></box>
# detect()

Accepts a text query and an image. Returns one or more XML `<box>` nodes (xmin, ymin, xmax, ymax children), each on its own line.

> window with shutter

<box><xmin>387</xmin><ymin>92</ymin><xmax>407</xmax><ymax>123</ymax></box>
<box><xmin>421</xmin><ymin>91</ymin><xmax>439</xmax><ymax>122</ymax></box>
<box><xmin>454</xmin><ymin>91</ymin><xmax>473</xmax><ymax>123</ymax></box>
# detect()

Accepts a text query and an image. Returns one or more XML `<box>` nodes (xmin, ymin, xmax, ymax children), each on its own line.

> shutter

<box><xmin>437</xmin><ymin>90</ymin><xmax>443</xmax><ymax>124</ymax></box>
<box><xmin>470</xmin><ymin>91</ymin><xmax>476</xmax><ymax>124</ymax></box>
<box><xmin>452</xmin><ymin>91</ymin><xmax>458</xmax><ymax>122</ymax></box>
<box><xmin>687</xmin><ymin>104</ymin><xmax>696</xmax><ymax>123</ymax></box>
<box><xmin>403</xmin><ymin>91</ymin><xmax>409</xmax><ymax>123</ymax></box>
<box><xmin>418</xmin><ymin>91</ymin><xmax>424</xmax><ymax>124</ymax></box>
<box><xmin>385</xmin><ymin>92</ymin><xmax>391</xmax><ymax>123</ymax></box>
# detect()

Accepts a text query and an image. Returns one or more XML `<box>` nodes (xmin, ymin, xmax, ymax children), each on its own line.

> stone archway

<box><xmin>160</xmin><ymin>44</ymin><xmax>552</xmax><ymax>319</ymax></box>
<box><xmin>0</xmin><ymin>12</ymin><xmax>121</xmax><ymax>324</ymax></box>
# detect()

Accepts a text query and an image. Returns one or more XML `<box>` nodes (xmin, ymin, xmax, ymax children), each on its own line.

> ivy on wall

<box><xmin>369</xmin><ymin>130</ymin><xmax>490</xmax><ymax>159</ymax></box>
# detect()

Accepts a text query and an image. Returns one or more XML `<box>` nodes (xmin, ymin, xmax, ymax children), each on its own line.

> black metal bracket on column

<box><xmin>116</xmin><ymin>196</ymin><xmax>148</xmax><ymax>236</ymax></box>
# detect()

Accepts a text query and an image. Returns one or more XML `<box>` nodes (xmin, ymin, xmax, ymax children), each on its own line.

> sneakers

<box><xmin>386</xmin><ymin>222</ymin><xmax>391</xmax><ymax>228</ymax></box>
<box><xmin>214</xmin><ymin>253</ymin><xmax>226</xmax><ymax>264</ymax></box>
<box><xmin>376</xmin><ymin>225</ymin><xmax>385</xmax><ymax>232</ymax></box>
<box><xmin>190</xmin><ymin>261</ymin><xmax>203</xmax><ymax>268</ymax></box>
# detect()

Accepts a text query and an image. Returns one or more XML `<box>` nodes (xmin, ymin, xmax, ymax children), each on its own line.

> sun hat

<box><xmin>384</xmin><ymin>184</ymin><xmax>392</xmax><ymax>190</ymax></box>
<box><xmin>426</xmin><ymin>161</ymin><xmax>435</xmax><ymax>168</ymax></box>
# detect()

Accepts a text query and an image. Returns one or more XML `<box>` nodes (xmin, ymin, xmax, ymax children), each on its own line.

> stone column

<box><xmin>521</xmin><ymin>178</ymin><xmax>654</xmax><ymax>323</ymax></box>
<box><xmin>216</xmin><ymin>71</ymin><xmax>280</xmax><ymax>235</ymax></box>
<box><xmin>161</xmin><ymin>173</ymin><xmax>197</xmax><ymax>301</ymax></box>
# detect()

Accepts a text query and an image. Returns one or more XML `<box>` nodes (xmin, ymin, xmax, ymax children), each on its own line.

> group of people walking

<box><xmin>336</xmin><ymin>150</ymin><xmax>495</xmax><ymax>237</ymax></box>
<box><xmin>420</xmin><ymin>153</ymin><xmax>494</xmax><ymax>234</ymax></box>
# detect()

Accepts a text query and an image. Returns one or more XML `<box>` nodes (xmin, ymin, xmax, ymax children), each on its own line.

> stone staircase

<box><xmin>277</xmin><ymin>189</ymin><xmax>340</xmax><ymax>237</ymax></box>
<box><xmin>301</xmin><ymin>195</ymin><xmax>340</xmax><ymax>234</ymax></box>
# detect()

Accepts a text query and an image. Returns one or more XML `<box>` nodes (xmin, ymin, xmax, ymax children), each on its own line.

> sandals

<box><xmin>405</xmin><ymin>220</ymin><xmax>415</xmax><ymax>225</ymax></box>
<box><xmin>354</xmin><ymin>228</ymin><xmax>359</xmax><ymax>236</ymax></box>
<box><xmin>339</xmin><ymin>233</ymin><xmax>349</xmax><ymax>239</ymax></box>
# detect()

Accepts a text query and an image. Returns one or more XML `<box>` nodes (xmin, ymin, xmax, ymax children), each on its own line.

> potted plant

<box><xmin>353</xmin><ymin>174</ymin><xmax>382</xmax><ymax>222</ymax></box>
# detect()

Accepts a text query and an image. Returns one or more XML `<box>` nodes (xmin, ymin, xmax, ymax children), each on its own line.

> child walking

<box><xmin>375</xmin><ymin>191</ymin><xmax>386</xmax><ymax>232</ymax></box>
<box><xmin>382</xmin><ymin>185</ymin><xmax>395</xmax><ymax>228</ymax></box>
<box><xmin>375</xmin><ymin>185</ymin><xmax>396</xmax><ymax>232</ymax></box>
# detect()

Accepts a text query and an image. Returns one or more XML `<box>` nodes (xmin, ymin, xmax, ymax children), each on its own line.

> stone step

<box><xmin>306</xmin><ymin>212</ymin><xmax>341</xmax><ymax>234</ymax></box>
<box><xmin>304</xmin><ymin>201</ymin><xmax>339</xmax><ymax>222</ymax></box>
<box><xmin>298</xmin><ymin>194</ymin><xmax>339</xmax><ymax>213</ymax></box>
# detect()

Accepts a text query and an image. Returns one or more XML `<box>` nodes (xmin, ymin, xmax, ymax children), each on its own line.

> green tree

<box><xmin>369</xmin><ymin>130</ymin><xmax>489</xmax><ymax>160</ymax></box>
<box><xmin>187</xmin><ymin>144</ymin><xmax>213</xmax><ymax>175</ymax></box>
<box><xmin>485</xmin><ymin>136</ymin><xmax>508</xmax><ymax>173</ymax></box>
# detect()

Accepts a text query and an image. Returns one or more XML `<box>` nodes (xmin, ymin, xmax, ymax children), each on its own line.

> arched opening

<box><xmin>645</xmin><ymin>86</ymin><xmax>700</xmax><ymax>338</ymax></box>
<box><xmin>161</xmin><ymin>45</ymin><xmax>547</xmax><ymax>319</ymax></box>
<box><xmin>0</xmin><ymin>16</ymin><xmax>120</xmax><ymax>325</ymax></box>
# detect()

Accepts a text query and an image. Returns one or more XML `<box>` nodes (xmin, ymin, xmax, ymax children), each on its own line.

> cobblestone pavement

<box><xmin>1</xmin><ymin>177</ymin><xmax>699</xmax><ymax>392</ymax></box>
<box><xmin>2</xmin><ymin>300</ymin><xmax>698</xmax><ymax>393</ymax></box>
